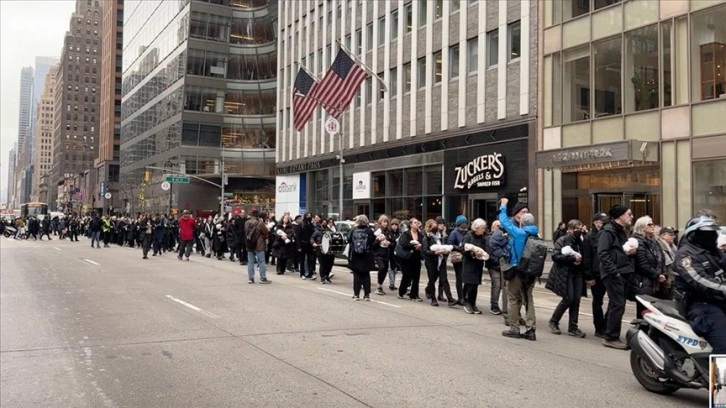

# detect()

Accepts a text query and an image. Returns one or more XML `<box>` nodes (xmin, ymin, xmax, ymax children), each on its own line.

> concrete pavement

<box><xmin>1</xmin><ymin>237</ymin><xmax>707</xmax><ymax>407</ymax></box>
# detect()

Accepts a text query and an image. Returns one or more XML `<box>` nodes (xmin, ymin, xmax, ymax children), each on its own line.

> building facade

<box><xmin>50</xmin><ymin>0</ymin><xmax>104</xmax><ymax>213</ymax></box>
<box><xmin>276</xmin><ymin>0</ymin><xmax>537</xmax><ymax>223</ymax></box>
<box><xmin>94</xmin><ymin>0</ymin><xmax>123</xmax><ymax>215</ymax></box>
<box><xmin>13</xmin><ymin>66</ymin><xmax>34</xmax><ymax>206</ymax></box>
<box><xmin>30</xmin><ymin>58</ymin><xmax>60</xmax><ymax>167</ymax></box>
<box><xmin>6</xmin><ymin>146</ymin><xmax>16</xmax><ymax>209</ymax></box>
<box><xmin>536</xmin><ymin>0</ymin><xmax>726</xmax><ymax>239</ymax></box>
<box><xmin>120</xmin><ymin>0</ymin><xmax>277</xmax><ymax>215</ymax></box>
<box><xmin>32</xmin><ymin>65</ymin><xmax>59</xmax><ymax>203</ymax></box>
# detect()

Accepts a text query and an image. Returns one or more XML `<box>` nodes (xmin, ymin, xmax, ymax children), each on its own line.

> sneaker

<box><xmin>301</xmin><ymin>276</ymin><xmax>307</xmax><ymax>280</ymax></box>
<box><xmin>325</xmin><ymin>278</ymin><xmax>332</xmax><ymax>284</ymax></box>
<box><xmin>522</xmin><ymin>327</ymin><xmax>537</xmax><ymax>341</ymax></box>
<box><xmin>375</xmin><ymin>287</ymin><xmax>386</xmax><ymax>296</ymax></box>
<box><xmin>431</xmin><ymin>298</ymin><xmax>439</xmax><ymax>307</ymax></box>
<box><xmin>177</xmin><ymin>255</ymin><xmax>182</xmax><ymax>261</ymax></box>
<box><xmin>363</xmin><ymin>296</ymin><xmax>371</xmax><ymax>301</ymax></box>
<box><xmin>352</xmin><ymin>296</ymin><xmax>360</xmax><ymax>301</ymax></box>
<box><xmin>549</xmin><ymin>322</ymin><xmax>562</xmax><ymax>335</ymax></box>
<box><xmin>502</xmin><ymin>329</ymin><xmax>521</xmax><ymax>338</ymax></box>
<box><xmin>142</xmin><ymin>256</ymin><xmax>148</xmax><ymax>259</ymax></box>
<box><xmin>594</xmin><ymin>332</ymin><xmax>607</xmax><ymax>339</ymax></box>
<box><xmin>448</xmin><ymin>299</ymin><xmax>458</xmax><ymax>307</ymax></box>
<box><xmin>397</xmin><ymin>294</ymin><xmax>405</xmax><ymax>300</ymax></box>
<box><xmin>472</xmin><ymin>306</ymin><xmax>482</xmax><ymax>314</ymax></box>
<box><xmin>490</xmin><ymin>306</ymin><xmax>502</xmax><ymax>315</ymax></box>
<box><xmin>437</xmin><ymin>295</ymin><xmax>446</xmax><ymax>302</ymax></box>
<box><xmin>248</xmin><ymin>278</ymin><xmax>255</xmax><ymax>284</ymax></box>
<box><xmin>259</xmin><ymin>279</ymin><xmax>271</xmax><ymax>284</ymax></box>
<box><xmin>321</xmin><ymin>279</ymin><xmax>327</xmax><ymax>285</ymax></box>
<box><xmin>185</xmin><ymin>257</ymin><xmax>190</xmax><ymax>262</ymax></box>
<box><xmin>463</xmin><ymin>304</ymin><xmax>475</xmax><ymax>314</ymax></box>
<box><xmin>309</xmin><ymin>275</ymin><xmax>317</xmax><ymax>280</ymax></box>
<box><xmin>411</xmin><ymin>297</ymin><xmax>423</xmax><ymax>302</ymax></box>
<box><xmin>568</xmin><ymin>329</ymin><xmax>586</xmax><ymax>338</ymax></box>
<box><xmin>389</xmin><ymin>285</ymin><xmax>397</xmax><ymax>291</ymax></box>
<box><xmin>602</xmin><ymin>339</ymin><xmax>629</xmax><ymax>350</ymax></box>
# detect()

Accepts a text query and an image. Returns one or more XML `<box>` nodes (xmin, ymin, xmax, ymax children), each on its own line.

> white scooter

<box><xmin>626</xmin><ymin>295</ymin><xmax>711</xmax><ymax>395</ymax></box>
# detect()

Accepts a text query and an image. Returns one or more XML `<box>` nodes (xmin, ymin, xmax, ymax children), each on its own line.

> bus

<box><xmin>20</xmin><ymin>202</ymin><xmax>49</xmax><ymax>220</ymax></box>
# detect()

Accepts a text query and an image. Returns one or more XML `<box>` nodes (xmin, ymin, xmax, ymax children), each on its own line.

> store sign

<box><xmin>276</xmin><ymin>161</ymin><xmax>322</xmax><ymax>175</ymax></box>
<box><xmin>352</xmin><ymin>171</ymin><xmax>371</xmax><ymax>200</ymax></box>
<box><xmin>551</xmin><ymin>148</ymin><xmax>613</xmax><ymax>163</ymax></box>
<box><xmin>275</xmin><ymin>174</ymin><xmax>306</xmax><ymax>216</ymax></box>
<box><xmin>453</xmin><ymin>153</ymin><xmax>506</xmax><ymax>190</ymax></box>
<box><xmin>535</xmin><ymin>140</ymin><xmax>658</xmax><ymax>169</ymax></box>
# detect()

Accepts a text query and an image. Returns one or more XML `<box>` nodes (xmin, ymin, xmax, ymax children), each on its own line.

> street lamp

<box><xmin>164</xmin><ymin>160</ymin><xmax>173</xmax><ymax>215</ymax></box>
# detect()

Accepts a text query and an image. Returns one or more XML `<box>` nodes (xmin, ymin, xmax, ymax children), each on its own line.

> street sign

<box><xmin>160</xmin><ymin>181</ymin><xmax>171</xmax><ymax>191</ymax></box>
<box><xmin>164</xmin><ymin>175</ymin><xmax>190</xmax><ymax>183</ymax></box>
<box><xmin>104</xmin><ymin>192</ymin><xmax>112</xmax><ymax>200</ymax></box>
<box><xmin>325</xmin><ymin>117</ymin><xmax>340</xmax><ymax>135</ymax></box>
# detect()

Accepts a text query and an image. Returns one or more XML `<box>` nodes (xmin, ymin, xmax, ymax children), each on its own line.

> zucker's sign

<box><xmin>453</xmin><ymin>153</ymin><xmax>506</xmax><ymax>190</ymax></box>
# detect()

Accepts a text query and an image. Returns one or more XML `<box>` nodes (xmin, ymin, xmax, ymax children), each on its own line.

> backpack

<box><xmin>246</xmin><ymin>221</ymin><xmax>260</xmax><ymax>249</ymax></box>
<box><xmin>350</xmin><ymin>228</ymin><xmax>369</xmax><ymax>255</ymax></box>
<box><xmin>517</xmin><ymin>235</ymin><xmax>549</xmax><ymax>282</ymax></box>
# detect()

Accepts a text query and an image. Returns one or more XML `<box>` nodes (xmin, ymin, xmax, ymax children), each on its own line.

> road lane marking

<box><xmin>317</xmin><ymin>287</ymin><xmax>402</xmax><ymax>308</ymax></box>
<box><xmin>53</xmin><ymin>247</ymin><xmax>61</xmax><ymax>251</ymax></box>
<box><xmin>165</xmin><ymin>295</ymin><xmax>219</xmax><ymax>318</ymax></box>
<box><xmin>83</xmin><ymin>259</ymin><xmax>100</xmax><ymax>266</ymax></box>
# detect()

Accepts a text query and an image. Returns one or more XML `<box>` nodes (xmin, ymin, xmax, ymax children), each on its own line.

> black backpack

<box><xmin>350</xmin><ymin>228</ymin><xmax>369</xmax><ymax>254</ymax></box>
<box><xmin>517</xmin><ymin>235</ymin><xmax>548</xmax><ymax>282</ymax></box>
<box><xmin>246</xmin><ymin>221</ymin><xmax>260</xmax><ymax>249</ymax></box>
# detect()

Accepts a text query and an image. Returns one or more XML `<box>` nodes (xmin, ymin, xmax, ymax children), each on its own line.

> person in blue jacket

<box><xmin>498</xmin><ymin>197</ymin><xmax>540</xmax><ymax>341</ymax></box>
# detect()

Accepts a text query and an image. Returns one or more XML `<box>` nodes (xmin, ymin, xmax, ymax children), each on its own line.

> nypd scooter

<box><xmin>626</xmin><ymin>294</ymin><xmax>711</xmax><ymax>395</ymax></box>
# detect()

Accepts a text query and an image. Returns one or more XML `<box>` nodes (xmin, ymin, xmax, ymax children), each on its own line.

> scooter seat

<box><xmin>651</xmin><ymin>299</ymin><xmax>688</xmax><ymax>322</ymax></box>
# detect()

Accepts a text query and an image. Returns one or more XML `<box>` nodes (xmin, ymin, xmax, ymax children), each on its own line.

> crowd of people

<box><xmin>4</xmin><ymin>201</ymin><xmax>725</xmax><ymax>353</ymax></box>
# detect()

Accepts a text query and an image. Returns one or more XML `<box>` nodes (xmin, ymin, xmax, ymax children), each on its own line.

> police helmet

<box><xmin>682</xmin><ymin>215</ymin><xmax>720</xmax><ymax>238</ymax></box>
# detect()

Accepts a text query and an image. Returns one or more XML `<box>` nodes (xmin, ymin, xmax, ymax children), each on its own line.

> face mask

<box><xmin>431</xmin><ymin>227</ymin><xmax>438</xmax><ymax>233</ymax></box>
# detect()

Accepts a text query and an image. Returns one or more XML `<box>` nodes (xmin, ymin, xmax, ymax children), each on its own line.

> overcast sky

<box><xmin>0</xmin><ymin>0</ymin><xmax>76</xmax><ymax>204</ymax></box>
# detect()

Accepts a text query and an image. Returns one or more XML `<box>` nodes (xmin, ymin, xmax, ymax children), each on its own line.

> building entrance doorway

<box><xmin>468</xmin><ymin>193</ymin><xmax>499</xmax><ymax>225</ymax></box>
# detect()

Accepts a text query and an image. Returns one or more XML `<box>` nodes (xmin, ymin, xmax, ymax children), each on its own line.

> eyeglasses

<box><xmin>646</xmin><ymin>223</ymin><xmax>655</xmax><ymax>226</ymax></box>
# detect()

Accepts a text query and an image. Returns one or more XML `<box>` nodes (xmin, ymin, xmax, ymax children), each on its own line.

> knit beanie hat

<box><xmin>512</xmin><ymin>202</ymin><xmax>529</xmax><ymax>217</ymax></box>
<box><xmin>455</xmin><ymin>215</ymin><xmax>468</xmax><ymax>227</ymax></box>
<box><xmin>608</xmin><ymin>204</ymin><xmax>628</xmax><ymax>219</ymax></box>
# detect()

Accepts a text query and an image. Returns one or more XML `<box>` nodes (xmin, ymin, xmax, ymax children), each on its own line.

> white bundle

<box><xmin>464</xmin><ymin>243</ymin><xmax>490</xmax><ymax>261</ymax></box>
<box><xmin>561</xmin><ymin>245</ymin><xmax>582</xmax><ymax>264</ymax></box>
<box><xmin>374</xmin><ymin>228</ymin><xmax>382</xmax><ymax>237</ymax></box>
<box><xmin>623</xmin><ymin>237</ymin><xmax>639</xmax><ymax>253</ymax></box>
<box><xmin>276</xmin><ymin>229</ymin><xmax>291</xmax><ymax>244</ymax></box>
<box><xmin>430</xmin><ymin>244</ymin><xmax>454</xmax><ymax>254</ymax></box>
<box><xmin>410</xmin><ymin>240</ymin><xmax>420</xmax><ymax>246</ymax></box>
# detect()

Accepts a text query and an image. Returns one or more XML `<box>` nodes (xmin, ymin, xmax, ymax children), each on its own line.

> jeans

<box><xmin>550</xmin><ymin>273</ymin><xmax>584</xmax><ymax>332</ymax></box>
<box><xmin>507</xmin><ymin>275</ymin><xmax>536</xmax><ymax>330</ymax></box>
<box><xmin>388</xmin><ymin>263</ymin><xmax>398</xmax><ymax>287</ymax></box>
<box><xmin>178</xmin><ymin>239</ymin><xmax>193</xmax><ymax>259</ymax></box>
<box><xmin>302</xmin><ymin>246</ymin><xmax>316</xmax><ymax>277</ymax></box>
<box><xmin>91</xmin><ymin>231</ymin><xmax>101</xmax><ymax>248</ymax></box>
<box><xmin>591</xmin><ymin>278</ymin><xmax>607</xmax><ymax>335</ymax></box>
<box><xmin>687</xmin><ymin>302</ymin><xmax>726</xmax><ymax>354</ymax></box>
<box><xmin>603</xmin><ymin>274</ymin><xmax>627</xmax><ymax>341</ymax></box>
<box><xmin>247</xmin><ymin>250</ymin><xmax>267</xmax><ymax>280</ymax></box>
<box><xmin>489</xmin><ymin>268</ymin><xmax>508</xmax><ymax>313</ymax></box>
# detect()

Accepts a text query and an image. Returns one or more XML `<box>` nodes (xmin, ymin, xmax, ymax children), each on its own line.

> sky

<box><xmin>0</xmin><ymin>0</ymin><xmax>76</xmax><ymax>204</ymax></box>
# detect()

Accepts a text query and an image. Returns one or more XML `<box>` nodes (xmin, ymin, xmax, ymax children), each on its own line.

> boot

<box><xmin>431</xmin><ymin>297</ymin><xmax>439</xmax><ymax>307</ymax></box>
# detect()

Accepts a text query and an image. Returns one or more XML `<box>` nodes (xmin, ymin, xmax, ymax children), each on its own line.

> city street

<box><xmin>1</xmin><ymin>237</ymin><xmax>707</xmax><ymax>408</ymax></box>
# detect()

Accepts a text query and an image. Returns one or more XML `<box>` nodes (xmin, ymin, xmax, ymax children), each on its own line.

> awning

<box><xmin>535</xmin><ymin>140</ymin><xmax>659</xmax><ymax>172</ymax></box>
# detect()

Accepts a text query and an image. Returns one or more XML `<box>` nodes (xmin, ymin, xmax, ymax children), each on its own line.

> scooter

<box><xmin>626</xmin><ymin>295</ymin><xmax>711</xmax><ymax>395</ymax></box>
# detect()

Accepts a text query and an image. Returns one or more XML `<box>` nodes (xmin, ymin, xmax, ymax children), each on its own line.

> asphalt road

<box><xmin>1</xmin><ymin>237</ymin><xmax>707</xmax><ymax>408</ymax></box>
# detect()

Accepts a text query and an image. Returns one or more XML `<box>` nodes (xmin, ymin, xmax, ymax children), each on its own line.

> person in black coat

<box><xmin>423</xmin><ymin>219</ymin><xmax>455</xmax><ymax>307</ymax></box>
<box><xmin>372</xmin><ymin>215</ymin><xmax>394</xmax><ymax>295</ymax></box>
<box><xmin>311</xmin><ymin>220</ymin><xmax>336</xmax><ymax>284</ymax></box>
<box><xmin>632</xmin><ymin>216</ymin><xmax>667</xmax><ymax>318</ymax></box>
<box><xmin>272</xmin><ymin>215</ymin><xmax>297</xmax><ymax>275</ymax></box>
<box><xmin>396</xmin><ymin>218</ymin><xmax>424</xmax><ymax>301</ymax></box>
<box><xmin>458</xmin><ymin>218</ymin><xmax>489</xmax><ymax>314</ymax></box>
<box><xmin>226</xmin><ymin>217</ymin><xmax>239</xmax><ymax>263</ymax></box>
<box><xmin>347</xmin><ymin>215</ymin><xmax>376</xmax><ymax>300</ymax></box>
<box><xmin>546</xmin><ymin>219</ymin><xmax>591</xmax><ymax>338</ymax></box>
<box><xmin>581</xmin><ymin>212</ymin><xmax>609</xmax><ymax>338</ymax></box>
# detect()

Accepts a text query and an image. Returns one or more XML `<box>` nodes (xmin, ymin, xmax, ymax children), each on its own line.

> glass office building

<box><xmin>120</xmin><ymin>0</ymin><xmax>277</xmax><ymax>214</ymax></box>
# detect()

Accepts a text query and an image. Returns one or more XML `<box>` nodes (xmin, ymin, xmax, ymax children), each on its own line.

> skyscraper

<box><xmin>17</xmin><ymin>66</ymin><xmax>34</xmax><ymax>149</ymax></box>
<box><xmin>94</xmin><ymin>0</ymin><xmax>123</xmax><ymax>215</ymax></box>
<box><xmin>32</xmin><ymin>65</ymin><xmax>59</xmax><ymax>203</ymax></box>
<box><xmin>120</xmin><ymin>0</ymin><xmax>277</xmax><ymax>214</ymax></box>
<box><xmin>14</xmin><ymin>66</ymin><xmax>34</xmax><ymax>205</ymax></box>
<box><xmin>6</xmin><ymin>146</ymin><xmax>17</xmax><ymax>209</ymax></box>
<box><xmin>50</xmin><ymin>0</ymin><xmax>103</xmax><ymax>212</ymax></box>
<box><xmin>30</xmin><ymin>57</ymin><xmax>60</xmax><ymax>164</ymax></box>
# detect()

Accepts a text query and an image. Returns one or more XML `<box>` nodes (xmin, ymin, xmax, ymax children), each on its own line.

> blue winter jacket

<box><xmin>498</xmin><ymin>204</ymin><xmax>539</xmax><ymax>266</ymax></box>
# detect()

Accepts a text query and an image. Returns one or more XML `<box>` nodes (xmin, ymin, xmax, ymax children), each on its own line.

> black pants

<box><xmin>603</xmin><ymin>274</ymin><xmax>627</xmax><ymax>341</ymax></box>
<box><xmin>398</xmin><ymin>259</ymin><xmax>421</xmax><ymax>299</ymax></box>
<box><xmin>453</xmin><ymin>262</ymin><xmax>464</xmax><ymax>302</ymax></box>
<box><xmin>551</xmin><ymin>273</ymin><xmax>584</xmax><ymax>331</ymax></box>
<box><xmin>103</xmin><ymin>231</ymin><xmax>110</xmax><ymax>246</ymax></box>
<box><xmin>353</xmin><ymin>269</ymin><xmax>371</xmax><ymax>297</ymax></box>
<box><xmin>303</xmin><ymin>246</ymin><xmax>316</xmax><ymax>277</ymax></box>
<box><xmin>276</xmin><ymin>257</ymin><xmax>288</xmax><ymax>274</ymax></box>
<box><xmin>463</xmin><ymin>283</ymin><xmax>479</xmax><ymax>307</ymax></box>
<box><xmin>142</xmin><ymin>234</ymin><xmax>152</xmax><ymax>257</ymax></box>
<box><xmin>178</xmin><ymin>239</ymin><xmax>193</xmax><ymax>258</ymax></box>
<box><xmin>591</xmin><ymin>277</ymin><xmax>607</xmax><ymax>335</ymax></box>
<box><xmin>687</xmin><ymin>302</ymin><xmax>726</xmax><ymax>354</ymax></box>
<box><xmin>318</xmin><ymin>254</ymin><xmax>335</xmax><ymax>280</ymax></box>
<box><xmin>376</xmin><ymin>256</ymin><xmax>389</xmax><ymax>286</ymax></box>
<box><xmin>40</xmin><ymin>231</ymin><xmax>52</xmax><ymax>240</ymax></box>
<box><xmin>425</xmin><ymin>259</ymin><xmax>452</xmax><ymax>300</ymax></box>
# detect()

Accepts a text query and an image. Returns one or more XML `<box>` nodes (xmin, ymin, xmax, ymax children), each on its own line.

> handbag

<box><xmin>394</xmin><ymin>242</ymin><xmax>413</xmax><ymax>260</ymax></box>
<box><xmin>449</xmin><ymin>251</ymin><xmax>463</xmax><ymax>263</ymax></box>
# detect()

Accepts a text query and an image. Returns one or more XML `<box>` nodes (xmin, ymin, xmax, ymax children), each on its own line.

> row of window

<box><xmin>186</xmin><ymin>49</ymin><xmax>276</xmax><ymax>81</ymax></box>
<box><xmin>189</xmin><ymin>12</ymin><xmax>277</xmax><ymax>45</ymax></box>
<box><xmin>67</xmin><ymin>45</ymin><xmax>98</xmax><ymax>54</ymax></box>
<box><xmin>182</xmin><ymin>122</ymin><xmax>275</xmax><ymax>149</ymax></box>
<box><xmin>184</xmin><ymin>87</ymin><xmax>275</xmax><ymax>115</ymax></box>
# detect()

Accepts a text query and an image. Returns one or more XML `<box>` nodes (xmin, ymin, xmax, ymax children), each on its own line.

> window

<box><xmin>366</xmin><ymin>22</ymin><xmax>373</xmax><ymax>52</ymax></box>
<box><xmin>563</xmin><ymin>0</ymin><xmax>590</xmax><ymax>21</ymax></box>
<box><xmin>403</xmin><ymin>62</ymin><xmax>411</xmax><ymax>93</ymax></box>
<box><xmin>508</xmin><ymin>21</ymin><xmax>521</xmax><ymax>61</ymax></box>
<box><xmin>467</xmin><ymin>37</ymin><xmax>478</xmax><ymax>73</ymax></box>
<box><xmin>593</xmin><ymin>36</ymin><xmax>622</xmax><ymax>117</ymax></box>
<box><xmin>365</xmin><ymin>78</ymin><xmax>373</xmax><ymax>104</ymax></box>
<box><xmin>434</xmin><ymin>0</ymin><xmax>443</xmax><ymax>19</ymax></box>
<box><xmin>378</xmin><ymin>17</ymin><xmax>385</xmax><ymax>47</ymax></box>
<box><xmin>391</xmin><ymin>9</ymin><xmax>399</xmax><ymax>39</ymax></box>
<box><xmin>691</xmin><ymin>5</ymin><xmax>726</xmax><ymax>101</ymax></box>
<box><xmin>487</xmin><ymin>30</ymin><xmax>498</xmax><ymax>68</ymax></box>
<box><xmin>433</xmin><ymin>51</ymin><xmax>442</xmax><ymax>84</ymax></box>
<box><xmin>417</xmin><ymin>57</ymin><xmax>427</xmax><ymax>88</ymax></box>
<box><xmin>562</xmin><ymin>46</ymin><xmax>590</xmax><ymax>123</ymax></box>
<box><xmin>418</xmin><ymin>0</ymin><xmax>427</xmax><ymax>27</ymax></box>
<box><xmin>594</xmin><ymin>0</ymin><xmax>621</xmax><ymax>11</ymax></box>
<box><xmin>355</xmin><ymin>29</ymin><xmax>362</xmax><ymax>55</ymax></box>
<box><xmin>693</xmin><ymin>159</ymin><xmax>726</xmax><ymax>221</ymax></box>
<box><xmin>405</xmin><ymin>3</ymin><xmax>413</xmax><ymax>33</ymax></box>
<box><xmin>390</xmin><ymin>67</ymin><xmax>398</xmax><ymax>95</ymax></box>
<box><xmin>661</xmin><ymin>21</ymin><xmax>672</xmax><ymax>107</ymax></box>
<box><xmin>451</xmin><ymin>0</ymin><xmax>460</xmax><ymax>12</ymax></box>
<box><xmin>624</xmin><ymin>24</ymin><xmax>659</xmax><ymax>112</ymax></box>
<box><xmin>450</xmin><ymin>44</ymin><xmax>460</xmax><ymax>79</ymax></box>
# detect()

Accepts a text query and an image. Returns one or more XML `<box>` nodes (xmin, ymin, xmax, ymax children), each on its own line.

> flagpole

<box><xmin>337</xmin><ymin>40</ymin><xmax>388</xmax><ymax>93</ymax></box>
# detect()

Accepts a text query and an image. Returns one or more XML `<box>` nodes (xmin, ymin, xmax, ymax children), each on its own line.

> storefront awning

<box><xmin>535</xmin><ymin>140</ymin><xmax>659</xmax><ymax>172</ymax></box>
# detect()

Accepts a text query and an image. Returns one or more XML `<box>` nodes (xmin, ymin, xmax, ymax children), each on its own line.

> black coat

<box><xmin>347</xmin><ymin>226</ymin><xmax>375</xmax><ymax>272</ymax></box>
<box><xmin>546</xmin><ymin>234</ymin><xmax>586</xmax><ymax>298</ymax></box>
<box><xmin>582</xmin><ymin>226</ymin><xmax>602</xmax><ymax>280</ymax></box>
<box><xmin>371</xmin><ymin>227</ymin><xmax>394</xmax><ymax>260</ymax></box>
<box><xmin>272</xmin><ymin>223</ymin><xmax>297</xmax><ymax>259</ymax></box>
<box><xmin>633</xmin><ymin>233</ymin><xmax>663</xmax><ymax>295</ymax></box>
<box><xmin>460</xmin><ymin>231</ymin><xmax>486</xmax><ymax>285</ymax></box>
<box><xmin>396</xmin><ymin>229</ymin><xmax>423</xmax><ymax>264</ymax></box>
<box><xmin>597</xmin><ymin>221</ymin><xmax>634</xmax><ymax>279</ymax></box>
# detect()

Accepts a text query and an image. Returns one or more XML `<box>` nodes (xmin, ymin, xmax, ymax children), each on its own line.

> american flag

<box><xmin>292</xmin><ymin>67</ymin><xmax>319</xmax><ymax>132</ymax></box>
<box><xmin>312</xmin><ymin>49</ymin><xmax>369</xmax><ymax>118</ymax></box>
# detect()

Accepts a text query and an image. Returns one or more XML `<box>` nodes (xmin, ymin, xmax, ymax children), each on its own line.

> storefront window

<box><xmin>387</xmin><ymin>170</ymin><xmax>403</xmax><ymax>196</ymax></box>
<box><xmin>693</xmin><ymin>159</ymin><xmax>726</xmax><ymax>221</ymax></box>
<box><xmin>405</xmin><ymin>167</ymin><xmax>423</xmax><ymax>196</ymax></box>
<box><xmin>372</xmin><ymin>172</ymin><xmax>386</xmax><ymax>197</ymax></box>
<box><xmin>563</xmin><ymin>46</ymin><xmax>590</xmax><ymax>123</ymax></box>
<box><xmin>691</xmin><ymin>4</ymin><xmax>726</xmax><ymax>101</ymax></box>
<box><xmin>593</xmin><ymin>36</ymin><xmax>622</xmax><ymax>117</ymax></box>
<box><xmin>624</xmin><ymin>24</ymin><xmax>659</xmax><ymax>113</ymax></box>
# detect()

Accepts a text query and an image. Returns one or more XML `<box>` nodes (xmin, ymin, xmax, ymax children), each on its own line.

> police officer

<box><xmin>673</xmin><ymin>215</ymin><xmax>726</xmax><ymax>354</ymax></box>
